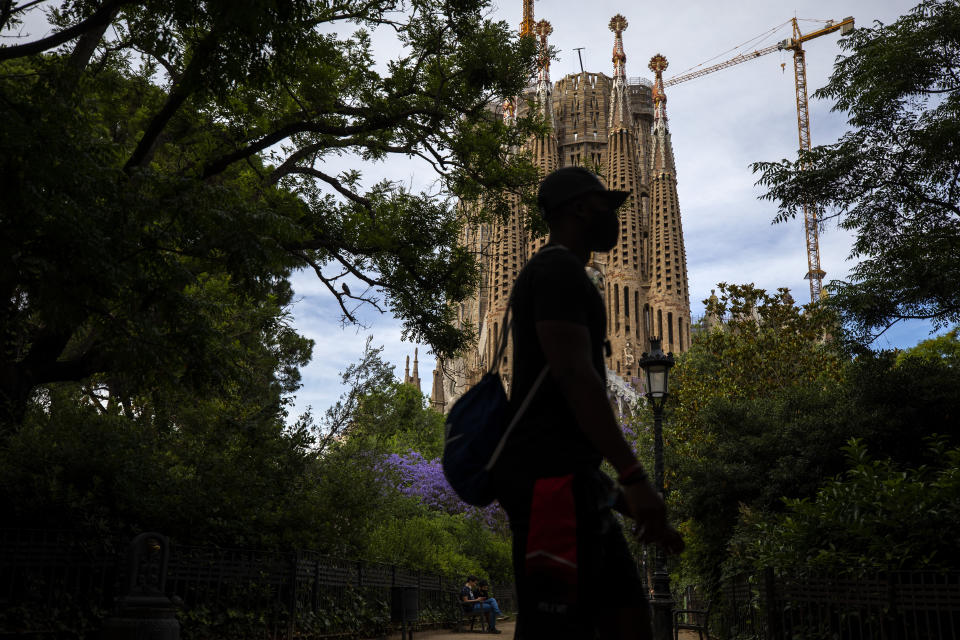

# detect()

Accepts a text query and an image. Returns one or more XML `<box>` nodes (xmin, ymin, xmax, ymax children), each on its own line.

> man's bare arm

<box><xmin>535</xmin><ymin>319</ymin><xmax>684</xmax><ymax>553</ymax></box>
<box><xmin>535</xmin><ymin>320</ymin><xmax>636</xmax><ymax>473</ymax></box>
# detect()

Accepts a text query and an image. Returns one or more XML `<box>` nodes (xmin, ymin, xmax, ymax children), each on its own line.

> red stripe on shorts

<box><xmin>524</xmin><ymin>474</ymin><xmax>577</xmax><ymax>583</ymax></box>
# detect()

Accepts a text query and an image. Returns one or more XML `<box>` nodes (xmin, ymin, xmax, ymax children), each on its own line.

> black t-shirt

<box><xmin>461</xmin><ymin>585</ymin><xmax>474</xmax><ymax>611</ymax></box>
<box><xmin>499</xmin><ymin>245</ymin><xmax>606</xmax><ymax>477</ymax></box>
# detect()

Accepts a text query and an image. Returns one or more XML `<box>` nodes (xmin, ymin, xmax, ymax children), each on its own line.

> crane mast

<box><xmin>520</xmin><ymin>0</ymin><xmax>534</xmax><ymax>36</ymax></box>
<box><xmin>787</xmin><ymin>18</ymin><xmax>826</xmax><ymax>302</ymax></box>
<box><xmin>665</xmin><ymin>16</ymin><xmax>854</xmax><ymax>302</ymax></box>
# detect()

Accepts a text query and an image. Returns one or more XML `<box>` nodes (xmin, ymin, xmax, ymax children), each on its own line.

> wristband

<box><xmin>618</xmin><ymin>461</ymin><xmax>648</xmax><ymax>486</ymax></box>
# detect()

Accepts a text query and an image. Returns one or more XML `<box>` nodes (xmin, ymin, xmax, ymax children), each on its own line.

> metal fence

<box><xmin>0</xmin><ymin>529</ymin><xmax>515</xmax><ymax>638</ymax></box>
<box><xmin>722</xmin><ymin>568</ymin><xmax>960</xmax><ymax>640</ymax></box>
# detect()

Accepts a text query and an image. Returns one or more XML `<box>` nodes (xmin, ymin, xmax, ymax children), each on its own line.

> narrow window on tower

<box><xmin>668</xmin><ymin>312</ymin><xmax>674</xmax><ymax>350</ymax></box>
<box><xmin>657</xmin><ymin>309</ymin><xmax>663</xmax><ymax>341</ymax></box>
<box><xmin>635</xmin><ymin>292</ymin><xmax>640</xmax><ymax>339</ymax></box>
<box><xmin>624</xmin><ymin>286</ymin><xmax>630</xmax><ymax>334</ymax></box>
<box><xmin>614</xmin><ymin>284</ymin><xmax>620</xmax><ymax>332</ymax></box>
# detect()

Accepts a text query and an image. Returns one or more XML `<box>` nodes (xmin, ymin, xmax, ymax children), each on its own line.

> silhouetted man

<box><xmin>494</xmin><ymin>166</ymin><xmax>683</xmax><ymax>640</ymax></box>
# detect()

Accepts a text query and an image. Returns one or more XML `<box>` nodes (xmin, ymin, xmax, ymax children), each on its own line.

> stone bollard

<box><xmin>102</xmin><ymin>532</ymin><xmax>180</xmax><ymax>640</ymax></box>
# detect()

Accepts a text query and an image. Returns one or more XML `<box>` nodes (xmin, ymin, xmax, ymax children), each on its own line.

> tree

<box><xmin>753</xmin><ymin>0</ymin><xmax>960</xmax><ymax>344</ymax></box>
<box><xmin>0</xmin><ymin>0</ymin><xmax>540</xmax><ymax>425</ymax></box>
<box><xmin>641</xmin><ymin>284</ymin><xmax>847</xmax><ymax>591</ymax></box>
<box><xmin>647</xmin><ymin>289</ymin><xmax>960</xmax><ymax>588</ymax></box>
<box><xmin>739</xmin><ymin>439</ymin><xmax>960</xmax><ymax>574</ymax></box>
<box><xmin>314</xmin><ymin>340</ymin><xmax>511</xmax><ymax>574</ymax></box>
<box><xmin>897</xmin><ymin>325</ymin><xmax>960</xmax><ymax>366</ymax></box>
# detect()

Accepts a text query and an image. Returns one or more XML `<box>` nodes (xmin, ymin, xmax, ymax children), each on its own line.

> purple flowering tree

<box><xmin>382</xmin><ymin>450</ymin><xmax>507</xmax><ymax>532</ymax></box>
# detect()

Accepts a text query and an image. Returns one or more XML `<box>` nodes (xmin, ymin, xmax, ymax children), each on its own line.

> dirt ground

<box><xmin>377</xmin><ymin>620</ymin><xmax>707</xmax><ymax>639</ymax></box>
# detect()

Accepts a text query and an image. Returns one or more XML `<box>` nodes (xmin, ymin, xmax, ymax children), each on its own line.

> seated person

<box><xmin>461</xmin><ymin>575</ymin><xmax>503</xmax><ymax>634</ymax></box>
<box><xmin>477</xmin><ymin>580</ymin><xmax>509</xmax><ymax>621</ymax></box>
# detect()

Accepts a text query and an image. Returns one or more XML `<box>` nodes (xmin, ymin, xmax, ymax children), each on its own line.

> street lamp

<box><xmin>637</xmin><ymin>337</ymin><xmax>675</xmax><ymax>640</ymax></box>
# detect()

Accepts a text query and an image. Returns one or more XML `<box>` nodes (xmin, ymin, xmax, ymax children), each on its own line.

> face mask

<box><xmin>585</xmin><ymin>208</ymin><xmax>620</xmax><ymax>253</ymax></box>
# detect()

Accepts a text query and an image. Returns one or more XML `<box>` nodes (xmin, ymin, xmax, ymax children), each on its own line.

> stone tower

<box><xmin>647</xmin><ymin>54</ymin><xmax>692</xmax><ymax>353</ymax></box>
<box><xmin>600</xmin><ymin>15</ymin><xmax>649</xmax><ymax>381</ymax></box>
<box><xmin>528</xmin><ymin>19</ymin><xmax>561</xmax><ymax>257</ymax></box>
<box><xmin>437</xmin><ymin>13</ymin><xmax>693</xmax><ymax>411</ymax></box>
<box><xmin>403</xmin><ymin>348</ymin><xmax>422</xmax><ymax>392</ymax></box>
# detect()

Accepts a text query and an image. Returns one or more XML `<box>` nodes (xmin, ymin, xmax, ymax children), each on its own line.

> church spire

<box><xmin>526</xmin><ymin>19</ymin><xmax>560</xmax><ymax>256</ymax></box>
<box><xmin>650</xmin><ymin>53</ymin><xmax>668</xmax><ymax>125</ymax></box>
<box><xmin>410</xmin><ymin>348</ymin><xmax>421</xmax><ymax>392</ymax></box>
<box><xmin>607</xmin><ymin>14</ymin><xmax>631</xmax><ymax>131</ymax></box>
<box><xmin>647</xmin><ymin>53</ymin><xmax>690</xmax><ymax>353</ymax></box>
<box><xmin>534</xmin><ymin>20</ymin><xmax>554</xmax><ymax>125</ymax></box>
<box><xmin>648</xmin><ymin>53</ymin><xmax>675</xmax><ymax>175</ymax></box>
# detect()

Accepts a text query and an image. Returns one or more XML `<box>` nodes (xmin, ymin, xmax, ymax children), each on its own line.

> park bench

<box><xmin>453</xmin><ymin>594</ymin><xmax>489</xmax><ymax>633</ymax></box>
<box><xmin>673</xmin><ymin>586</ymin><xmax>712</xmax><ymax>640</ymax></box>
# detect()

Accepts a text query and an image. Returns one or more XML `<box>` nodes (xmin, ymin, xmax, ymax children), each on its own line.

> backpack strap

<box><xmin>485</xmin><ymin>365</ymin><xmax>548</xmax><ymax>471</ymax></box>
<box><xmin>484</xmin><ymin>244</ymin><xmax>567</xmax><ymax>470</ymax></box>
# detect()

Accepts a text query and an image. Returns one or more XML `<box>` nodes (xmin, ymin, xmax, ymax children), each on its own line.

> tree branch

<box><xmin>0</xmin><ymin>0</ymin><xmax>14</xmax><ymax>32</ymax></box>
<box><xmin>7</xmin><ymin>0</ymin><xmax>48</xmax><ymax>18</ymax></box>
<box><xmin>66</xmin><ymin>5</ymin><xmax>120</xmax><ymax>74</ymax></box>
<box><xmin>125</xmin><ymin>33</ymin><xmax>216</xmax><ymax>171</ymax></box>
<box><xmin>284</xmin><ymin>166</ymin><xmax>372</xmax><ymax>208</ymax></box>
<box><xmin>202</xmin><ymin>107</ymin><xmax>442</xmax><ymax>180</ymax></box>
<box><xmin>0</xmin><ymin>0</ymin><xmax>135</xmax><ymax>62</ymax></box>
<box><xmin>903</xmin><ymin>179</ymin><xmax>960</xmax><ymax>218</ymax></box>
<box><xmin>299</xmin><ymin>253</ymin><xmax>359</xmax><ymax>324</ymax></box>
<box><xmin>132</xmin><ymin>44</ymin><xmax>180</xmax><ymax>82</ymax></box>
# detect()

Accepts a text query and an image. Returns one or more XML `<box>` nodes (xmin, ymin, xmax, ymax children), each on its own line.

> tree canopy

<box><xmin>0</xmin><ymin>0</ymin><xmax>540</xmax><ymax>426</ymax></box>
<box><xmin>753</xmin><ymin>0</ymin><xmax>960</xmax><ymax>344</ymax></box>
<box><xmin>631</xmin><ymin>285</ymin><xmax>960</xmax><ymax>591</ymax></box>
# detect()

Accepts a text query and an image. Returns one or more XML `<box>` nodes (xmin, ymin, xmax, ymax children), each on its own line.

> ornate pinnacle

<box><xmin>535</xmin><ymin>19</ymin><xmax>552</xmax><ymax>73</ymax></box>
<box><xmin>609</xmin><ymin>14</ymin><xmax>628</xmax><ymax>34</ymax></box>
<box><xmin>535</xmin><ymin>19</ymin><xmax>553</xmax><ymax>37</ymax></box>
<box><xmin>649</xmin><ymin>53</ymin><xmax>669</xmax><ymax>116</ymax></box>
<box><xmin>534</xmin><ymin>19</ymin><xmax>554</xmax><ymax>123</ymax></box>
<box><xmin>649</xmin><ymin>53</ymin><xmax>668</xmax><ymax>76</ymax></box>
<box><xmin>607</xmin><ymin>14</ymin><xmax>630</xmax><ymax>129</ymax></box>
<box><xmin>609</xmin><ymin>14</ymin><xmax>628</xmax><ymax>78</ymax></box>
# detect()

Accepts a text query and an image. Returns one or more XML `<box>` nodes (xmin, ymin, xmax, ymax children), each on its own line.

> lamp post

<box><xmin>637</xmin><ymin>337</ymin><xmax>675</xmax><ymax>640</ymax></box>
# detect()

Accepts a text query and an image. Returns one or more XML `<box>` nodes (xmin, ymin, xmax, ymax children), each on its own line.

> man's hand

<box><xmin>622</xmin><ymin>481</ymin><xmax>685</xmax><ymax>555</ymax></box>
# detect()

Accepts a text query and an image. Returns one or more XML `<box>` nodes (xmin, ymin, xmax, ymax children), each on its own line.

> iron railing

<box><xmin>0</xmin><ymin>529</ymin><xmax>515</xmax><ymax>638</ymax></box>
<box><xmin>721</xmin><ymin>568</ymin><xmax>960</xmax><ymax>640</ymax></box>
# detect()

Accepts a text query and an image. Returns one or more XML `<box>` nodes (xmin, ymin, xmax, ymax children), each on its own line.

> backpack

<box><xmin>442</xmin><ymin>249</ymin><xmax>560</xmax><ymax>507</ymax></box>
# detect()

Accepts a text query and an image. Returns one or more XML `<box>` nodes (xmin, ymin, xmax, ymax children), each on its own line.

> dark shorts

<box><xmin>496</xmin><ymin>469</ymin><xmax>648</xmax><ymax>639</ymax></box>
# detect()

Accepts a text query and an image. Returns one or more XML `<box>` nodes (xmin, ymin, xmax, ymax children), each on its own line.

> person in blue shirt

<box><xmin>461</xmin><ymin>575</ymin><xmax>503</xmax><ymax>634</ymax></box>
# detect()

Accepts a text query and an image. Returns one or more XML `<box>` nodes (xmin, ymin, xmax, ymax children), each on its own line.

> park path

<box><xmin>377</xmin><ymin>621</ymin><xmax>705</xmax><ymax>639</ymax></box>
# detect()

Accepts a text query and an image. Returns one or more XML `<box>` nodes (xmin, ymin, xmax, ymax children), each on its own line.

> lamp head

<box><xmin>639</xmin><ymin>337</ymin><xmax>675</xmax><ymax>399</ymax></box>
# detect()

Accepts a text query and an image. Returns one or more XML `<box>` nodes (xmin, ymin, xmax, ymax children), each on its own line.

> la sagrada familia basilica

<box><xmin>408</xmin><ymin>4</ymin><xmax>693</xmax><ymax>414</ymax></box>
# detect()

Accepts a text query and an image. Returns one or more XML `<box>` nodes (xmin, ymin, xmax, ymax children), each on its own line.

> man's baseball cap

<box><xmin>537</xmin><ymin>166</ymin><xmax>630</xmax><ymax>217</ymax></box>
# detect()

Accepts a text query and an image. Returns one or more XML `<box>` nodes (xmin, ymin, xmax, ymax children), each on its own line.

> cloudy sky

<box><xmin>288</xmin><ymin>0</ymin><xmax>939</xmax><ymax>421</ymax></box>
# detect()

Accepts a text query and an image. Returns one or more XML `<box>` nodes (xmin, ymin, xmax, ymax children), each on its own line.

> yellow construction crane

<box><xmin>520</xmin><ymin>0</ymin><xmax>535</xmax><ymax>36</ymax></box>
<box><xmin>665</xmin><ymin>17</ymin><xmax>855</xmax><ymax>303</ymax></box>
